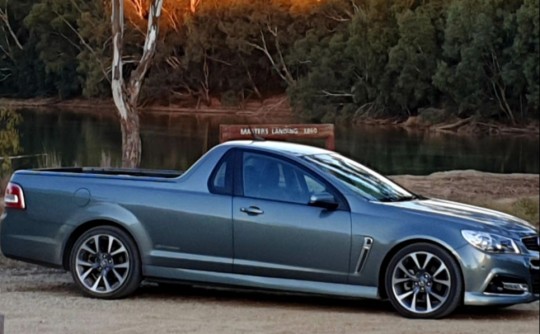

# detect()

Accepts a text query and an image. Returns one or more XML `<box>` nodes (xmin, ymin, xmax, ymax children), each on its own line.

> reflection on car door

<box><xmin>232</xmin><ymin>152</ymin><xmax>351</xmax><ymax>283</ymax></box>
<box><xmin>139</xmin><ymin>152</ymin><xmax>234</xmax><ymax>273</ymax></box>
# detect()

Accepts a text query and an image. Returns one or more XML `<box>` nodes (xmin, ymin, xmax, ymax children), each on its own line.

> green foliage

<box><xmin>385</xmin><ymin>5</ymin><xmax>440</xmax><ymax>113</ymax></box>
<box><xmin>0</xmin><ymin>0</ymin><xmax>538</xmax><ymax>123</ymax></box>
<box><xmin>514</xmin><ymin>0</ymin><xmax>539</xmax><ymax>115</ymax></box>
<box><xmin>433</xmin><ymin>0</ymin><xmax>527</xmax><ymax>123</ymax></box>
<box><xmin>0</xmin><ymin>107</ymin><xmax>22</xmax><ymax>177</ymax></box>
<box><xmin>24</xmin><ymin>0</ymin><xmax>82</xmax><ymax>98</ymax></box>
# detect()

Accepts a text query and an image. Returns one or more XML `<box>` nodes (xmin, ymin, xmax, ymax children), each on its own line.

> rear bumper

<box><xmin>0</xmin><ymin>210</ymin><xmax>66</xmax><ymax>268</ymax></box>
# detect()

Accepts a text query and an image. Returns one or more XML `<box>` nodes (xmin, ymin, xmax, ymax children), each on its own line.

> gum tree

<box><xmin>111</xmin><ymin>0</ymin><xmax>165</xmax><ymax>167</ymax></box>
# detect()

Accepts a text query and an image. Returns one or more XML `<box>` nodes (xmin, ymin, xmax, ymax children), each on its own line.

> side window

<box><xmin>304</xmin><ymin>174</ymin><xmax>326</xmax><ymax>194</ymax></box>
<box><xmin>209</xmin><ymin>153</ymin><xmax>233</xmax><ymax>195</ymax></box>
<box><xmin>242</xmin><ymin>152</ymin><xmax>331</xmax><ymax>204</ymax></box>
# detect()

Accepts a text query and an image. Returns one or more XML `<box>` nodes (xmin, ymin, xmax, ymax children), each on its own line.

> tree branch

<box><xmin>54</xmin><ymin>10</ymin><xmax>110</xmax><ymax>84</ymax></box>
<box><xmin>247</xmin><ymin>28</ymin><xmax>295</xmax><ymax>87</ymax></box>
<box><xmin>0</xmin><ymin>0</ymin><xmax>23</xmax><ymax>50</ymax></box>
<box><xmin>320</xmin><ymin>90</ymin><xmax>354</xmax><ymax>98</ymax></box>
<box><xmin>111</xmin><ymin>0</ymin><xmax>128</xmax><ymax>120</ymax></box>
<box><xmin>127</xmin><ymin>0</ymin><xmax>164</xmax><ymax>106</ymax></box>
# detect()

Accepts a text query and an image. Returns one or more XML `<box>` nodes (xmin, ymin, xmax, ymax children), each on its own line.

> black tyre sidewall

<box><xmin>385</xmin><ymin>243</ymin><xmax>463</xmax><ymax>319</ymax></box>
<box><xmin>69</xmin><ymin>226</ymin><xmax>142</xmax><ymax>299</ymax></box>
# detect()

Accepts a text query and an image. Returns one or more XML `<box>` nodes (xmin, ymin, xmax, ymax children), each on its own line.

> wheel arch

<box><xmin>377</xmin><ymin>238</ymin><xmax>465</xmax><ymax>300</ymax></box>
<box><xmin>62</xmin><ymin>220</ymin><xmax>140</xmax><ymax>271</ymax></box>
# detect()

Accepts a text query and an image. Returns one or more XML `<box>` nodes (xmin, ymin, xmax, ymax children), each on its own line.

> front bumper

<box><xmin>460</xmin><ymin>245</ymin><xmax>539</xmax><ymax>306</ymax></box>
<box><xmin>464</xmin><ymin>291</ymin><xmax>539</xmax><ymax>306</ymax></box>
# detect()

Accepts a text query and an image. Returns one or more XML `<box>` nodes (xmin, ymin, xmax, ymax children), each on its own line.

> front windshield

<box><xmin>303</xmin><ymin>154</ymin><xmax>416</xmax><ymax>202</ymax></box>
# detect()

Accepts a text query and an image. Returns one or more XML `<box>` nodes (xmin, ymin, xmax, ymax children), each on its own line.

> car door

<box><xmin>232</xmin><ymin>151</ymin><xmax>351</xmax><ymax>283</ymax></box>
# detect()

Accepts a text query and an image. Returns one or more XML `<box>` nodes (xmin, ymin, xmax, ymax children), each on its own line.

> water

<box><xmin>13</xmin><ymin>108</ymin><xmax>540</xmax><ymax>175</ymax></box>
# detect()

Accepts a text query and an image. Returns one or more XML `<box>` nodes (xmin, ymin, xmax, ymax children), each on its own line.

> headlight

<box><xmin>461</xmin><ymin>230</ymin><xmax>520</xmax><ymax>254</ymax></box>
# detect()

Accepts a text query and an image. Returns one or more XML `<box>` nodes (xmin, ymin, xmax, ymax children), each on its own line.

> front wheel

<box><xmin>385</xmin><ymin>243</ymin><xmax>463</xmax><ymax>318</ymax></box>
<box><xmin>69</xmin><ymin>226</ymin><xmax>141</xmax><ymax>299</ymax></box>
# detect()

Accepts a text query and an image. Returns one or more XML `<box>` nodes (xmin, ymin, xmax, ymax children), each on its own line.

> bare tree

<box><xmin>111</xmin><ymin>0</ymin><xmax>204</xmax><ymax>167</ymax></box>
<box><xmin>111</xmin><ymin>0</ymin><xmax>164</xmax><ymax>168</ymax></box>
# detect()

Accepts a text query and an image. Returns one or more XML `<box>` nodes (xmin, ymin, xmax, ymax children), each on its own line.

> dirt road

<box><xmin>0</xmin><ymin>264</ymin><xmax>538</xmax><ymax>334</ymax></box>
<box><xmin>1</xmin><ymin>171</ymin><xmax>539</xmax><ymax>334</ymax></box>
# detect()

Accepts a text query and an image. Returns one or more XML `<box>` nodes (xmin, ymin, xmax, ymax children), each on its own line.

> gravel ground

<box><xmin>0</xmin><ymin>171</ymin><xmax>539</xmax><ymax>334</ymax></box>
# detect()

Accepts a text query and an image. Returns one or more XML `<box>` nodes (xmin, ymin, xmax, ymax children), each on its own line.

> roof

<box><xmin>220</xmin><ymin>140</ymin><xmax>332</xmax><ymax>156</ymax></box>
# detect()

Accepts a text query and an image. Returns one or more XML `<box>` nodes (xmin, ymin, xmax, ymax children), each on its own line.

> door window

<box><xmin>242</xmin><ymin>152</ymin><xmax>330</xmax><ymax>204</ymax></box>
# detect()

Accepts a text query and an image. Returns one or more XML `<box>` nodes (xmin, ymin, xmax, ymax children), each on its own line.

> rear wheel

<box><xmin>69</xmin><ymin>226</ymin><xmax>141</xmax><ymax>298</ymax></box>
<box><xmin>385</xmin><ymin>243</ymin><xmax>463</xmax><ymax>318</ymax></box>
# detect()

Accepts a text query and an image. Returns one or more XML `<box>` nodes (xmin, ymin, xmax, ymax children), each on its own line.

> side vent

<box><xmin>355</xmin><ymin>237</ymin><xmax>374</xmax><ymax>274</ymax></box>
<box><xmin>4</xmin><ymin>182</ymin><xmax>26</xmax><ymax>210</ymax></box>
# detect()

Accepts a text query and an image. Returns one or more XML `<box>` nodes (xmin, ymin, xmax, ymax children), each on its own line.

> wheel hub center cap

<box><xmin>100</xmin><ymin>259</ymin><xmax>109</xmax><ymax>268</ymax></box>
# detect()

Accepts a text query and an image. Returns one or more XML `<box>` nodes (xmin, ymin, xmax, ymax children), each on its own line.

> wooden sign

<box><xmin>219</xmin><ymin>124</ymin><xmax>335</xmax><ymax>150</ymax></box>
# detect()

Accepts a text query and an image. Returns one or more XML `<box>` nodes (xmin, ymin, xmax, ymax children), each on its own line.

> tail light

<box><xmin>4</xmin><ymin>182</ymin><xmax>25</xmax><ymax>210</ymax></box>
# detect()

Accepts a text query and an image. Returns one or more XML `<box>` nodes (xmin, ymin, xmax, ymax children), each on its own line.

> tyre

<box><xmin>69</xmin><ymin>226</ymin><xmax>141</xmax><ymax>299</ymax></box>
<box><xmin>385</xmin><ymin>243</ymin><xmax>463</xmax><ymax>318</ymax></box>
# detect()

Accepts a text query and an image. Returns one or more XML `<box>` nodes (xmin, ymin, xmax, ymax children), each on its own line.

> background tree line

<box><xmin>0</xmin><ymin>0</ymin><xmax>538</xmax><ymax>124</ymax></box>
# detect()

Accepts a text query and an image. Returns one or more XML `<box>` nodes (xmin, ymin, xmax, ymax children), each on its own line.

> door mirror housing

<box><xmin>309</xmin><ymin>192</ymin><xmax>339</xmax><ymax>210</ymax></box>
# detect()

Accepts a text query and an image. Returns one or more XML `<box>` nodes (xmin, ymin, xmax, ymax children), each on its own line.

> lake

<box><xmin>12</xmin><ymin>108</ymin><xmax>540</xmax><ymax>175</ymax></box>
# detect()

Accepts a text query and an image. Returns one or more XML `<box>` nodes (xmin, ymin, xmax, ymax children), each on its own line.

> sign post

<box><xmin>0</xmin><ymin>313</ymin><xmax>4</xmax><ymax>334</ymax></box>
<box><xmin>219</xmin><ymin>124</ymin><xmax>335</xmax><ymax>150</ymax></box>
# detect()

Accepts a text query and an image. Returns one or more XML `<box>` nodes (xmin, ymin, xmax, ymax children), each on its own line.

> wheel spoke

<box><xmin>76</xmin><ymin>260</ymin><xmax>94</xmax><ymax>267</ymax></box>
<box><xmin>107</xmin><ymin>236</ymin><xmax>115</xmax><ymax>254</ymax></box>
<box><xmin>421</xmin><ymin>254</ymin><xmax>433</xmax><ymax>270</ymax></box>
<box><xmin>429</xmin><ymin>290</ymin><xmax>446</xmax><ymax>302</ymax></box>
<box><xmin>103</xmin><ymin>274</ymin><xmax>112</xmax><ymax>292</ymax></box>
<box><xmin>397</xmin><ymin>263</ymin><xmax>416</xmax><ymax>279</ymax></box>
<box><xmin>410</xmin><ymin>253</ymin><xmax>422</xmax><ymax>270</ymax></box>
<box><xmin>393</xmin><ymin>277</ymin><xmax>413</xmax><ymax>284</ymax></box>
<box><xmin>114</xmin><ymin>262</ymin><xmax>129</xmax><ymax>269</ymax></box>
<box><xmin>111</xmin><ymin>246</ymin><xmax>127</xmax><ymax>256</ymax></box>
<box><xmin>433</xmin><ymin>278</ymin><xmax>450</xmax><ymax>286</ymax></box>
<box><xmin>80</xmin><ymin>267</ymin><xmax>94</xmax><ymax>281</ymax></box>
<box><xmin>81</xmin><ymin>244</ymin><xmax>96</xmax><ymax>255</ymax></box>
<box><xmin>93</xmin><ymin>235</ymin><xmax>101</xmax><ymax>253</ymax></box>
<box><xmin>411</xmin><ymin>290</ymin><xmax>419</xmax><ymax>311</ymax></box>
<box><xmin>433</xmin><ymin>263</ymin><xmax>447</xmax><ymax>277</ymax></box>
<box><xmin>112</xmin><ymin>269</ymin><xmax>126</xmax><ymax>284</ymax></box>
<box><xmin>91</xmin><ymin>275</ymin><xmax>102</xmax><ymax>291</ymax></box>
<box><xmin>426</xmin><ymin>292</ymin><xmax>433</xmax><ymax>312</ymax></box>
<box><xmin>397</xmin><ymin>290</ymin><xmax>415</xmax><ymax>301</ymax></box>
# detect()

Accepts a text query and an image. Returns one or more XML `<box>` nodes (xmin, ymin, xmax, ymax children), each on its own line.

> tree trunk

<box><xmin>119</xmin><ymin>103</ymin><xmax>141</xmax><ymax>168</ymax></box>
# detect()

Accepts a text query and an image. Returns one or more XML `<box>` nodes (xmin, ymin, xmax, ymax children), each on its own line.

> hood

<box><xmin>378</xmin><ymin>198</ymin><xmax>537</xmax><ymax>235</ymax></box>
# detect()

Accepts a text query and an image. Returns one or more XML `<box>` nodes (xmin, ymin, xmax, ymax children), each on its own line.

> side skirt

<box><xmin>143</xmin><ymin>265</ymin><xmax>379</xmax><ymax>299</ymax></box>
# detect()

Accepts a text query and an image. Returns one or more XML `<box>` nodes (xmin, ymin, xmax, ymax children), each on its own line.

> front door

<box><xmin>233</xmin><ymin>151</ymin><xmax>351</xmax><ymax>283</ymax></box>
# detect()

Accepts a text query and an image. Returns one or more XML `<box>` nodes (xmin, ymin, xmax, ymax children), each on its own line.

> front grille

<box><xmin>522</xmin><ymin>236</ymin><xmax>540</xmax><ymax>252</ymax></box>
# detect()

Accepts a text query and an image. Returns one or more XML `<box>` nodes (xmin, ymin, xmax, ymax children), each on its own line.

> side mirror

<box><xmin>309</xmin><ymin>192</ymin><xmax>339</xmax><ymax>210</ymax></box>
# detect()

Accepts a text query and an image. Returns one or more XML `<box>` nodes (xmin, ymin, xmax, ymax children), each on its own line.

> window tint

<box><xmin>243</xmin><ymin>152</ymin><xmax>330</xmax><ymax>204</ymax></box>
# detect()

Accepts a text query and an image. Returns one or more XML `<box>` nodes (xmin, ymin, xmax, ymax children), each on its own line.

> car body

<box><xmin>1</xmin><ymin>140</ymin><xmax>538</xmax><ymax>318</ymax></box>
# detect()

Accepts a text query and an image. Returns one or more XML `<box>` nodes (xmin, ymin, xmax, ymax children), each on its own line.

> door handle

<box><xmin>240</xmin><ymin>206</ymin><xmax>264</xmax><ymax>215</ymax></box>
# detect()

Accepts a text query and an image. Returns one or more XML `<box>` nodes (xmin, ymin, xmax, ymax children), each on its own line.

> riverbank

<box><xmin>2</xmin><ymin>97</ymin><xmax>539</xmax><ymax>136</ymax></box>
